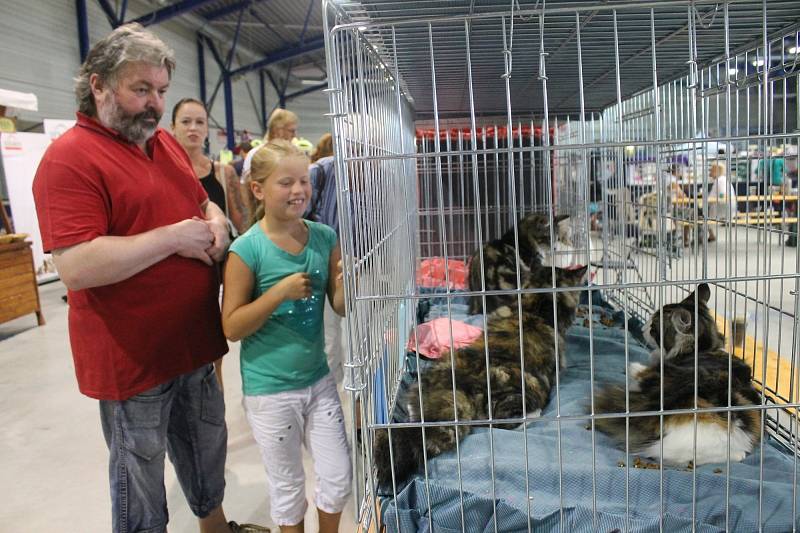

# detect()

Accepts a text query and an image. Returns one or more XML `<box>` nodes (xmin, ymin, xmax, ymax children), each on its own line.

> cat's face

<box><xmin>518</xmin><ymin>213</ymin><xmax>570</xmax><ymax>246</ymax></box>
<box><xmin>519</xmin><ymin>265</ymin><xmax>588</xmax><ymax>313</ymax></box>
<box><xmin>644</xmin><ymin>283</ymin><xmax>722</xmax><ymax>357</ymax></box>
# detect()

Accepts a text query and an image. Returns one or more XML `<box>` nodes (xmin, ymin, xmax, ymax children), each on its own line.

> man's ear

<box><xmin>89</xmin><ymin>73</ymin><xmax>107</xmax><ymax>99</ymax></box>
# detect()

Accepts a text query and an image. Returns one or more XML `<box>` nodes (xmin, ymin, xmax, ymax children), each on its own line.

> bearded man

<box><xmin>32</xmin><ymin>23</ymin><xmax>267</xmax><ymax>533</ymax></box>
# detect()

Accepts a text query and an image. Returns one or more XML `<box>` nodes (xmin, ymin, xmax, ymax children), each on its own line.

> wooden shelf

<box><xmin>0</xmin><ymin>241</ymin><xmax>44</xmax><ymax>326</ymax></box>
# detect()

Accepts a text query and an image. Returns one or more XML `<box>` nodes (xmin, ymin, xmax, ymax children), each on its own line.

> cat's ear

<box><xmin>553</xmin><ymin>214</ymin><xmax>570</xmax><ymax>225</ymax></box>
<box><xmin>564</xmin><ymin>265</ymin><xmax>589</xmax><ymax>285</ymax></box>
<box><xmin>681</xmin><ymin>283</ymin><xmax>711</xmax><ymax>306</ymax></box>
<box><xmin>670</xmin><ymin>307</ymin><xmax>693</xmax><ymax>334</ymax></box>
<box><xmin>697</xmin><ymin>283</ymin><xmax>711</xmax><ymax>304</ymax></box>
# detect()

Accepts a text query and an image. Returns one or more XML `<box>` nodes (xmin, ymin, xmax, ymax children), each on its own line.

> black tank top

<box><xmin>199</xmin><ymin>166</ymin><xmax>227</xmax><ymax>215</ymax></box>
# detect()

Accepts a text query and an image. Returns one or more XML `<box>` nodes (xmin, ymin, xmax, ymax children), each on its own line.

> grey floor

<box><xmin>2</xmin><ymin>226</ymin><xmax>797</xmax><ymax>532</ymax></box>
<box><xmin>0</xmin><ymin>281</ymin><xmax>359</xmax><ymax>533</ymax></box>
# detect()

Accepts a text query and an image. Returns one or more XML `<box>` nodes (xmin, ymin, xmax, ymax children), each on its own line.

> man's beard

<box><xmin>98</xmin><ymin>93</ymin><xmax>161</xmax><ymax>144</ymax></box>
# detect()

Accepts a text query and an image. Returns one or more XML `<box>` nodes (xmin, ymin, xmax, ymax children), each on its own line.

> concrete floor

<box><xmin>0</xmin><ymin>281</ymin><xmax>359</xmax><ymax>533</ymax></box>
<box><xmin>2</xmin><ymin>226</ymin><xmax>798</xmax><ymax>532</ymax></box>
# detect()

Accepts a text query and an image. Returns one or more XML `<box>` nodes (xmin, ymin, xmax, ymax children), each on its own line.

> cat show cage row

<box><xmin>321</xmin><ymin>0</ymin><xmax>800</xmax><ymax>531</ymax></box>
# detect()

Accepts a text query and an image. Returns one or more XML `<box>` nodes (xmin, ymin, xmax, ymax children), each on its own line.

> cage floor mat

<box><xmin>381</xmin><ymin>316</ymin><xmax>799</xmax><ymax>532</ymax></box>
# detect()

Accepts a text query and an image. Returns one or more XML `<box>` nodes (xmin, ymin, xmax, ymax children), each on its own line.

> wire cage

<box><xmin>322</xmin><ymin>0</ymin><xmax>800</xmax><ymax>531</ymax></box>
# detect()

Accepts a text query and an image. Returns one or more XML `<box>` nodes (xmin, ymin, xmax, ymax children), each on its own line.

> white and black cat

<box><xmin>594</xmin><ymin>284</ymin><xmax>761</xmax><ymax>465</ymax></box>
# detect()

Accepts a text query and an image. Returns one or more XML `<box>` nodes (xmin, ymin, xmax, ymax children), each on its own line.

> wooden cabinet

<box><xmin>0</xmin><ymin>240</ymin><xmax>44</xmax><ymax>325</ymax></box>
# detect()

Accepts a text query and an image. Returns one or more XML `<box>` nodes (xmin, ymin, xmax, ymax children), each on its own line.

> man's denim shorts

<box><xmin>99</xmin><ymin>363</ymin><xmax>227</xmax><ymax>533</ymax></box>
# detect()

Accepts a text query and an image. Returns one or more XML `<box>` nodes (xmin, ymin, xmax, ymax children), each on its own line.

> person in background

<box><xmin>171</xmin><ymin>97</ymin><xmax>249</xmax><ymax>392</ymax></box>
<box><xmin>222</xmin><ymin>140</ymin><xmax>351</xmax><ymax>533</ymax></box>
<box><xmin>707</xmin><ymin>162</ymin><xmax>737</xmax><ymax>242</ymax></box>
<box><xmin>266</xmin><ymin>108</ymin><xmax>298</xmax><ymax>142</ymax></box>
<box><xmin>232</xmin><ymin>139</ymin><xmax>258</xmax><ymax>179</ymax></box>
<box><xmin>171</xmin><ymin>98</ymin><xmax>248</xmax><ymax>236</ymax></box>
<box><xmin>311</xmin><ymin>133</ymin><xmax>333</xmax><ymax>163</ymax></box>
<box><xmin>31</xmin><ymin>23</ymin><xmax>267</xmax><ymax>533</ymax></box>
<box><xmin>305</xmin><ymin>150</ymin><xmax>345</xmax><ymax>385</ymax></box>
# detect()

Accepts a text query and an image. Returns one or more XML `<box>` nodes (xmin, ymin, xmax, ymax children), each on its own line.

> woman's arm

<box><xmin>327</xmin><ymin>243</ymin><xmax>346</xmax><ymax>316</ymax></box>
<box><xmin>220</xmin><ymin>163</ymin><xmax>249</xmax><ymax>234</ymax></box>
<box><xmin>222</xmin><ymin>253</ymin><xmax>311</xmax><ymax>341</ymax></box>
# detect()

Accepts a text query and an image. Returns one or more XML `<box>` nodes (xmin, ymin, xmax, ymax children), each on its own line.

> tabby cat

<box><xmin>467</xmin><ymin>213</ymin><xmax>570</xmax><ymax>315</ymax></box>
<box><xmin>593</xmin><ymin>284</ymin><xmax>761</xmax><ymax>465</ymax></box>
<box><xmin>374</xmin><ymin>266</ymin><xmax>587</xmax><ymax>490</ymax></box>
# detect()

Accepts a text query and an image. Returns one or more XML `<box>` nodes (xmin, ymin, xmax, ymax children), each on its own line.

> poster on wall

<box><xmin>0</xmin><ymin>132</ymin><xmax>57</xmax><ymax>283</ymax></box>
<box><xmin>43</xmin><ymin>119</ymin><xmax>76</xmax><ymax>140</ymax></box>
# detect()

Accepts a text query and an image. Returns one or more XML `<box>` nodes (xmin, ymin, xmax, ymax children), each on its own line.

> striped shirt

<box><xmin>306</xmin><ymin>155</ymin><xmax>340</xmax><ymax>237</ymax></box>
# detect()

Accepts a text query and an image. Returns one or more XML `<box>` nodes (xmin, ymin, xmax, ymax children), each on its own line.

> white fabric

<box><xmin>0</xmin><ymin>88</ymin><xmax>38</xmax><ymax>111</ymax></box>
<box><xmin>324</xmin><ymin>300</ymin><xmax>345</xmax><ymax>384</ymax></box>
<box><xmin>708</xmin><ymin>174</ymin><xmax>738</xmax><ymax>221</ymax></box>
<box><xmin>242</xmin><ymin>142</ymin><xmax>268</xmax><ymax>176</ymax></box>
<box><xmin>243</xmin><ymin>374</ymin><xmax>352</xmax><ymax>526</ymax></box>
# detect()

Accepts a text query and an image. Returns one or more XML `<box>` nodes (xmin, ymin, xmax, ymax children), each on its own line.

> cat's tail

<box><xmin>373</xmin><ymin>425</ymin><xmax>424</xmax><ymax>492</ymax></box>
<box><xmin>592</xmin><ymin>385</ymin><xmax>657</xmax><ymax>451</ymax></box>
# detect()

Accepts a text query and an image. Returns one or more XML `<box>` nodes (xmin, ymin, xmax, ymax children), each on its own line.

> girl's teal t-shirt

<box><xmin>229</xmin><ymin>220</ymin><xmax>337</xmax><ymax>395</ymax></box>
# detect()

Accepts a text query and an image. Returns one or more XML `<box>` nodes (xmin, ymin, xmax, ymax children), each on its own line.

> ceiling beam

<box><xmin>229</xmin><ymin>37</ymin><xmax>325</xmax><ymax>78</ymax></box>
<box><xmin>286</xmin><ymin>82</ymin><xmax>327</xmax><ymax>101</ymax></box>
<box><xmin>127</xmin><ymin>0</ymin><xmax>218</xmax><ymax>27</ymax></box>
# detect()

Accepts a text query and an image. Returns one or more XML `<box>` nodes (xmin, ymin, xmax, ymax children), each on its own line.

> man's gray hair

<box><xmin>75</xmin><ymin>23</ymin><xmax>176</xmax><ymax>116</ymax></box>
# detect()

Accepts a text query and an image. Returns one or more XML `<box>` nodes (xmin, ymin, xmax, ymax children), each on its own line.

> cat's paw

<box><xmin>729</xmin><ymin>450</ymin><xmax>747</xmax><ymax>462</ymax></box>
<box><xmin>426</xmin><ymin>428</ymin><xmax>457</xmax><ymax>456</ymax></box>
<box><xmin>495</xmin><ymin>306</ymin><xmax>513</xmax><ymax>318</ymax></box>
<box><xmin>628</xmin><ymin>362</ymin><xmax>647</xmax><ymax>379</ymax></box>
<box><xmin>626</xmin><ymin>362</ymin><xmax>647</xmax><ymax>392</ymax></box>
<box><xmin>490</xmin><ymin>367</ymin><xmax>512</xmax><ymax>384</ymax></box>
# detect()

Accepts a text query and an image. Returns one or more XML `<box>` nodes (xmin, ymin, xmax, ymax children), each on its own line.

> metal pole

<box><xmin>223</xmin><ymin>73</ymin><xmax>235</xmax><ymax>150</ymax></box>
<box><xmin>259</xmin><ymin>70</ymin><xmax>267</xmax><ymax>133</ymax></box>
<box><xmin>76</xmin><ymin>0</ymin><xmax>90</xmax><ymax>63</ymax></box>
<box><xmin>197</xmin><ymin>34</ymin><xmax>207</xmax><ymax>107</ymax></box>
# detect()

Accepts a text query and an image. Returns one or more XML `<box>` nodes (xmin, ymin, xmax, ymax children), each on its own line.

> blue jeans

<box><xmin>99</xmin><ymin>364</ymin><xmax>227</xmax><ymax>533</ymax></box>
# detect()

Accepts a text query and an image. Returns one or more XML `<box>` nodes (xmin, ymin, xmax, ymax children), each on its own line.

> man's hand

<box><xmin>200</xmin><ymin>201</ymin><xmax>231</xmax><ymax>262</ymax></box>
<box><xmin>198</xmin><ymin>215</ymin><xmax>230</xmax><ymax>262</ymax></box>
<box><xmin>170</xmin><ymin>219</ymin><xmax>215</xmax><ymax>266</ymax></box>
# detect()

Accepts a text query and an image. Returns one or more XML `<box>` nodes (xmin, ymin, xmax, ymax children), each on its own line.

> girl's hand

<box><xmin>279</xmin><ymin>272</ymin><xmax>312</xmax><ymax>300</ymax></box>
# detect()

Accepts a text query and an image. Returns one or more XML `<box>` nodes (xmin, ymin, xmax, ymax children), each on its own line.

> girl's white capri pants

<box><xmin>244</xmin><ymin>373</ymin><xmax>352</xmax><ymax>526</ymax></box>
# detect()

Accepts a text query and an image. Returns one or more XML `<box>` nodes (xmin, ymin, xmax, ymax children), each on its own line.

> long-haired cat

<box><xmin>593</xmin><ymin>284</ymin><xmax>761</xmax><ymax>465</ymax></box>
<box><xmin>467</xmin><ymin>213</ymin><xmax>570</xmax><ymax>315</ymax></box>
<box><xmin>374</xmin><ymin>266</ymin><xmax>587</xmax><ymax>491</ymax></box>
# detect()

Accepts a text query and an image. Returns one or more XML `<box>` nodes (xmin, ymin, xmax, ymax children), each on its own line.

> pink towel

<box><xmin>406</xmin><ymin>318</ymin><xmax>483</xmax><ymax>359</ymax></box>
<box><xmin>416</xmin><ymin>257</ymin><xmax>468</xmax><ymax>289</ymax></box>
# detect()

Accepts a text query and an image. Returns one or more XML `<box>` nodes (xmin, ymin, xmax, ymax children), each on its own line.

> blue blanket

<box><xmin>381</xmin><ymin>306</ymin><xmax>800</xmax><ymax>532</ymax></box>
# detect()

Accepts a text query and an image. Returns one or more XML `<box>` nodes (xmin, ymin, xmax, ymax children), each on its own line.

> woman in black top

<box><xmin>171</xmin><ymin>98</ymin><xmax>248</xmax><ymax>392</ymax></box>
<box><xmin>171</xmin><ymin>98</ymin><xmax>247</xmax><ymax>236</ymax></box>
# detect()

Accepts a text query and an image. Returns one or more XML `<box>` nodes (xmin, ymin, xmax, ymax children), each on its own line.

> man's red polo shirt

<box><xmin>33</xmin><ymin>113</ymin><xmax>229</xmax><ymax>400</ymax></box>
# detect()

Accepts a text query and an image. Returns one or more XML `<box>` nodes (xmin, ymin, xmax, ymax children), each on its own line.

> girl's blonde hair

<box><xmin>245</xmin><ymin>140</ymin><xmax>309</xmax><ymax>227</ymax></box>
<box><xmin>266</xmin><ymin>108</ymin><xmax>299</xmax><ymax>140</ymax></box>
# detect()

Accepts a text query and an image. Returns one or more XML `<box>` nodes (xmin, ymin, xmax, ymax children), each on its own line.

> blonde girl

<box><xmin>222</xmin><ymin>141</ymin><xmax>351</xmax><ymax>533</ymax></box>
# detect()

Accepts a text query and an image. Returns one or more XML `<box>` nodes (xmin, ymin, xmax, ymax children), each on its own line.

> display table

<box><xmin>0</xmin><ymin>240</ymin><xmax>44</xmax><ymax>325</ymax></box>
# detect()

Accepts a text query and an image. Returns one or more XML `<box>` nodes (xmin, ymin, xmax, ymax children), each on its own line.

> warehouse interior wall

<box><xmin>0</xmin><ymin>0</ymin><xmax>333</xmax><ymax>159</ymax></box>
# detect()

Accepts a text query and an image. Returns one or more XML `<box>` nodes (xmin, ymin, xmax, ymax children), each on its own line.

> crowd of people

<box><xmin>32</xmin><ymin>23</ymin><xmax>345</xmax><ymax>533</ymax></box>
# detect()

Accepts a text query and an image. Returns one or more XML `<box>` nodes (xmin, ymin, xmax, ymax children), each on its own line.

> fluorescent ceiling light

<box><xmin>789</xmin><ymin>46</ymin><xmax>798</xmax><ymax>54</ymax></box>
<box><xmin>300</xmin><ymin>79</ymin><xmax>327</xmax><ymax>85</ymax></box>
<box><xmin>358</xmin><ymin>25</ymin><xmax>367</xmax><ymax>31</ymax></box>
<box><xmin>752</xmin><ymin>58</ymin><xmax>765</xmax><ymax>66</ymax></box>
<box><xmin>727</xmin><ymin>68</ymin><xmax>738</xmax><ymax>76</ymax></box>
